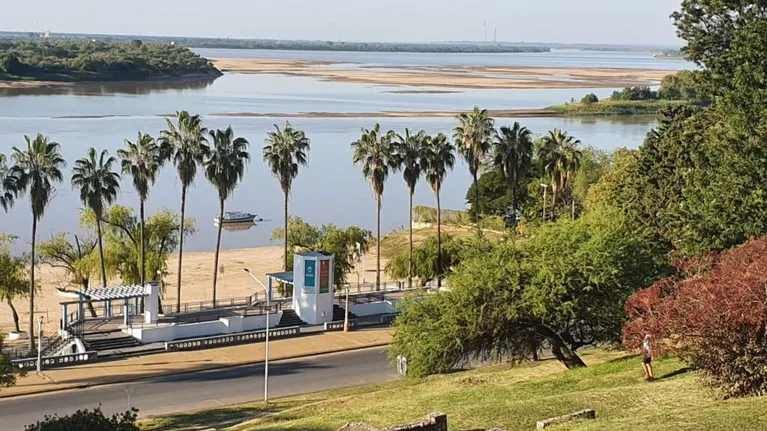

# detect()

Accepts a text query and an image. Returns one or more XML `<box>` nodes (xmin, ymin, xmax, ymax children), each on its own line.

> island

<box><xmin>0</xmin><ymin>39</ymin><xmax>221</xmax><ymax>86</ymax></box>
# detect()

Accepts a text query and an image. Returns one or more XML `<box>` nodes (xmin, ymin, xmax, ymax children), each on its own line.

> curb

<box><xmin>0</xmin><ymin>342</ymin><xmax>391</xmax><ymax>400</ymax></box>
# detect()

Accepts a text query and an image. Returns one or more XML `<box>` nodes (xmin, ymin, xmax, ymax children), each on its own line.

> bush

<box><xmin>25</xmin><ymin>407</ymin><xmax>138</xmax><ymax>431</ymax></box>
<box><xmin>623</xmin><ymin>238</ymin><xmax>767</xmax><ymax>398</ymax></box>
<box><xmin>580</xmin><ymin>93</ymin><xmax>599</xmax><ymax>104</ymax></box>
<box><xmin>385</xmin><ymin>235</ymin><xmax>462</xmax><ymax>284</ymax></box>
<box><xmin>610</xmin><ymin>86</ymin><xmax>657</xmax><ymax>101</ymax></box>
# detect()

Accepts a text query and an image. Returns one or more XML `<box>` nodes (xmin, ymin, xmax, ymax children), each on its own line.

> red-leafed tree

<box><xmin>623</xmin><ymin>238</ymin><xmax>767</xmax><ymax>397</ymax></box>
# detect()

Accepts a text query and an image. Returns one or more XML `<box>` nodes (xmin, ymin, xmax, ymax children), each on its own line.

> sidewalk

<box><xmin>0</xmin><ymin>328</ymin><xmax>393</xmax><ymax>399</ymax></box>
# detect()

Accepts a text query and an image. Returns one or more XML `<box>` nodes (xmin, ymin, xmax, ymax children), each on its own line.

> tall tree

<box><xmin>11</xmin><ymin>134</ymin><xmax>66</xmax><ymax>351</ymax></box>
<box><xmin>0</xmin><ymin>154</ymin><xmax>17</xmax><ymax>212</ymax></box>
<box><xmin>351</xmin><ymin>124</ymin><xmax>398</xmax><ymax>291</ymax></box>
<box><xmin>159</xmin><ymin>111</ymin><xmax>209</xmax><ymax>312</ymax></box>
<box><xmin>393</xmin><ymin>128</ymin><xmax>427</xmax><ymax>288</ymax></box>
<box><xmin>118</xmin><ymin>132</ymin><xmax>163</xmax><ymax>285</ymax></box>
<box><xmin>0</xmin><ymin>236</ymin><xmax>31</xmax><ymax>333</ymax></box>
<box><xmin>537</xmin><ymin>129</ymin><xmax>582</xmax><ymax>211</ymax></box>
<box><xmin>38</xmin><ymin>233</ymin><xmax>98</xmax><ymax>317</ymax></box>
<box><xmin>263</xmin><ymin>121</ymin><xmax>310</xmax><ymax>272</ymax></box>
<box><xmin>71</xmin><ymin>148</ymin><xmax>121</xmax><ymax>288</ymax></box>
<box><xmin>205</xmin><ymin>127</ymin><xmax>250</xmax><ymax>303</ymax></box>
<box><xmin>422</xmin><ymin>133</ymin><xmax>455</xmax><ymax>288</ymax></box>
<box><xmin>453</xmin><ymin>106</ymin><xmax>495</xmax><ymax>221</ymax></box>
<box><xmin>493</xmin><ymin>122</ymin><xmax>533</xmax><ymax>215</ymax></box>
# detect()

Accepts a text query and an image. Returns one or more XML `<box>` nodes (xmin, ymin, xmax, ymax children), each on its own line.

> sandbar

<box><xmin>212</xmin><ymin>58</ymin><xmax>674</xmax><ymax>90</ymax></box>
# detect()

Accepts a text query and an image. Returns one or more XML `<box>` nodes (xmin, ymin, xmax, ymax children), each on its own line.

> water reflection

<box><xmin>0</xmin><ymin>78</ymin><xmax>217</xmax><ymax>97</ymax></box>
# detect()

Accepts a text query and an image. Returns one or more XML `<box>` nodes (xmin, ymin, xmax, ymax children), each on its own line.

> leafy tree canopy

<box><xmin>271</xmin><ymin>216</ymin><xmax>372</xmax><ymax>285</ymax></box>
<box><xmin>80</xmin><ymin>206</ymin><xmax>196</xmax><ymax>286</ymax></box>
<box><xmin>390</xmin><ymin>207</ymin><xmax>669</xmax><ymax>377</ymax></box>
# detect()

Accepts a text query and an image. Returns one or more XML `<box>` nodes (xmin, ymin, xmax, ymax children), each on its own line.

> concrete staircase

<box><xmin>84</xmin><ymin>331</ymin><xmax>142</xmax><ymax>352</ymax></box>
<box><xmin>277</xmin><ymin>309</ymin><xmax>306</xmax><ymax>327</ymax></box>
<box><xmin>333</xmin><ymin>304</ymin><xmax>358</xmax><ymax>322</ymax></box>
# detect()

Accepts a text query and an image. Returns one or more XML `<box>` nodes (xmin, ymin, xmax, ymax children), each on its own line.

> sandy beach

<box><xmin>0</xmin><ymin>244</ymin><xmax>391</xmax><ymax>344</ymax></box>
<box><xmin>212</xmin><ymin>57</ymin><xmax>673</xmax><ymax>90</ymax></box>
<box><xmin>0</xmin><ymin>80</ymin><xmax>68</xmax><ymax>90</ymax></box>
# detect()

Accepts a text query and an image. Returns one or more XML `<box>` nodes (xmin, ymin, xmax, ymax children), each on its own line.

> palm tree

<box><xmin>159</xmin><ymin>111</ymin><xmax>209</xmax><ymax>312</ymax></box>
<box><xmin>493</xmin><ymin>122</ymin><xmax>534</xmax><ymax>216</ymax></box>
<box><xmin>205</xmin><ymin>127</ymin><xmax>250</xmax><ymax>303</ymax></box>
<box><xmin>71</xmin><ymin>148</ymin><xmax>122</xmax><ymax>288</ymax></box>
<box><xmin>453</xmin><ymin>106</ymin><xmax>495</xmax><ymax>221</ymax></box>
<box><xmin>537</xmin><ymin>129</ymin><xmax>583</xmax><ymax>213</ymax></box>
<box><xmin>11</xmin><ymin>134</ymin><xmax>66</xmax><ymax>351</ymax></box>
<box><xmin>263</xmin><ymin>121</ymin><xmax>310</xmax><ymax>272</ymax></box>
<box><xmin>351</xmin><ymin>124</ymin><xmax>397</xmax><ymax>291</ymax></box>
<box><xmin>118</xmin><ymin>132</ymin><xmax>163</xmax><ymax>285</ymax></box>
<box><xmin>392</xmin><ymin>128</ymin><xmax>427</xmax><ymax>288</ymax></box>
<box><xmin>0</xmin><ymin>153</ymin><xmax>17</xmax><ymax>212</ymax></box>
<box><xmin>423</xmin><ymin>133</ymin><xmax>455</xmax><ymax>289</ymax></box>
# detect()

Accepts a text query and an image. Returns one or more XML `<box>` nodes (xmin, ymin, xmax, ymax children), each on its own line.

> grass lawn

<box><xmin>139</xmin><ymin>349</ymin><xmax>767</xmax><ymax>431</ymax></box>
<box><xmin>380</xmin><ymin>225</ymin><xmax>502</xmax><ymax>259</ymax></box>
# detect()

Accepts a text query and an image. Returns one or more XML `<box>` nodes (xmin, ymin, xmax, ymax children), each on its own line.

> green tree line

<box><xmin>0</xmin><ymin>39</ymin><xmax>221</xmax><ymax>82</ymax></box>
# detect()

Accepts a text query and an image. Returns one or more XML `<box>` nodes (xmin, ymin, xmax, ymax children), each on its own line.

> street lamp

<box><xmin>243</xmin><ymin>268</ymin><xmax>271</xmax><ymax>404</ymax></box>
<box><xmin>540</xmin><ymin>184</ymin><xmax>550</xmax><ymax>221</ymax></box>
<box><xmin>356</xmin><ymin>241</ymin><xmax>365</xmax><ymax>284</ymax></box>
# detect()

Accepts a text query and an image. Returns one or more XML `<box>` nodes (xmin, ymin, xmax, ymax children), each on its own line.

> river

<box><xmin>0</xmin><ymin>49</ymin><xmax>687</xmax><ymax>254</ymax></box>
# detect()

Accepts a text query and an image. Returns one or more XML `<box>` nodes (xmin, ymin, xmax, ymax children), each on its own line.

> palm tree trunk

<box><xmin>212</xmin><ymin>198</ymin><xmax>224</xmax><ymax>305</ymax></box>
<box><xmin>7</xmin><ymin>297</ymin><xmax>20</xmax><ymax>333</ymax></box>
<box><xmin>176</xmin><ymin>185</ymin><xmax>187</xmax><ymax>313</ymax></box>
<box><xmin>96</xmin><ymin>215</ymin><xmax>107</xmax><ymax>287</ymax></box>
<box><xmin>376</xmin><ymin>193</ymin><xmax>381</xmax><ymax>292</ymax></box>
<box><xmin>284</xmin><ymin>191</ymin><xmax>289</xmax><ymax>271</ymax></box>
<box><xmin>472</xmin><ymin>170</ymin><xmax>480</xmax><ymax>222</ymax></box>
<box><xmin>140</xmin><ymin>197</ymin><xmax>146</xmax><ymax>285</ymax></box>
<box><xmin>29</xmin><ymin>217</ymin><xmax>36</xmax><ymax>352</ymax></box>
<box><xmin>436</xmin><ymin>186</ymin><xmax>442</xmax><ymax>289</ymax></box>
<box><xmin>408</xmin><ymin>188</ymin><xmax>413</xmax><ymax>289</ymax></box>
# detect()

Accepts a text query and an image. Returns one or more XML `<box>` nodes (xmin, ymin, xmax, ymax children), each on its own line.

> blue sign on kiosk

<box><xmin>304</xmin><ymin>259</ymin><xmax>316</xmax><ymax>290</ymax></box>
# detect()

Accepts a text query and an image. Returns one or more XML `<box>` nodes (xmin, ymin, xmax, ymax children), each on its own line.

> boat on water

<box><xmin>213</xmin><ymin>212</ymin><xmax>259</xmax><ymax>224</ymax></box>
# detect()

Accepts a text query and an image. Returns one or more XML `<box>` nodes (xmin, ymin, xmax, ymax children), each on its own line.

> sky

<box><xmin>0</xmin><ymin>0</ymin><xmax>683</xmax><ymax>46</ymax></box>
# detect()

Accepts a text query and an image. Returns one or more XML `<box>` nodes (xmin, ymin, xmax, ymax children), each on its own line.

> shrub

<box><xmin>385</xmin><ymin>235</ymin><xmax>462</xmax><ymax>284</ymax></box>
<box><xmin>623</xmin><ymin>238</ymin><xmax>767</xmax><ymax>398</ymax></box>
<box><xmin>580</xmin><ymin>93</ymin><xmax>599</xmax><ymax>104</ymax></box>
<box><xmin>25</xmin><ymin>407</ymin><xmax>139</xmax><ymax>431</ymax></box>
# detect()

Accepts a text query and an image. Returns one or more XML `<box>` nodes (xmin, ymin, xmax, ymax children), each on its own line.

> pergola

<box><xmin>265</xmin><ymin>271</ymin><xmax>294</xmax><ymax>301</ymax></box>
<box><xmin>60</xmin><ymin>285</ymin><xmax>149</xmax><ymax>330</ymax></box>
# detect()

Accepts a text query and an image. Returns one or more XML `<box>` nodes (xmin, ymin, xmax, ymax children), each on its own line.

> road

<box><xmin>0</xmin><ymin>347</ymin><xmax>396</xmax><ymax>430</ymax></box>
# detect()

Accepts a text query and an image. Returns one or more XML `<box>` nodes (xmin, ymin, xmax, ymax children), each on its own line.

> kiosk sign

<box><xmin>319</xmin><ymin>259</ymin><xmax>330</xmax><ymax>293</ymax></box>
<box><xmin>304</xmin><ymin>260</ymin><xmax>316</xmax><ymax>292</ymax></box>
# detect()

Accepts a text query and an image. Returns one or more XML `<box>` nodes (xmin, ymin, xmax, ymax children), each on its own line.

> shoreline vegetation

<box><xmin>0</xmin><ymin>39</ymin><xmax>221</xmax><ymax>84</ymax></box>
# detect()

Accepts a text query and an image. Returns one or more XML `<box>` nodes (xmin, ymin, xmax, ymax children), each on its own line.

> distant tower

<box><xmin>494</xmin><ymin>27</ymin><xmax>497</xmax><ymax>43</ymax></box>
<box><xmin>482</xmin><ymin>21</ymin><xmax>487</xmax><ymax>42</ymax></box>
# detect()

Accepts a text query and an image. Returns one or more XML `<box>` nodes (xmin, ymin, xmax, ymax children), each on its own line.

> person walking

<box><xmin>642</xmin><ymin>334</ymin><xmax>654</xmax><ymax>381</ymax></box>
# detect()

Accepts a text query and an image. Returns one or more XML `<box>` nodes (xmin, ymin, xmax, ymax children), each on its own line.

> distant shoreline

<box><xmin>0</xmin><ymin>72</ymin><xmax>220</xmax><ymax>90</ymax></box>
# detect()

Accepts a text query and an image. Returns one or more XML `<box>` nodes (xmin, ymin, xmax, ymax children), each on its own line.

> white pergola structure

<box><xmin>60</xmin><ymin>283</ymin><xmax>160</xmax><ymax>334</ymax></box>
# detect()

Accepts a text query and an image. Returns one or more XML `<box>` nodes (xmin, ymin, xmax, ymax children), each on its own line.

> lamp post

<box><xmin>37</xmin><ymin>316</ymin><xmax>43</xmax><ymax>373</ymax></box>
<box><xmin>540</xmin><ymin>184</ymin><xmax>550</xmax><ymax>221</ymax></box>
<box><xmin>244</xmin><ymin>268</ymin><xmax>270</xmax><ymax>404</ymax></box>
<box><xmin>356</xmin><ymin>242</ymin><xmax>365</xmax><ymax>285</ymax></box>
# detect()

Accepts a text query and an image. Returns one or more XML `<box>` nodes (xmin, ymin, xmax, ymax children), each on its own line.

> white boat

<box><xmin>213</xmin><ymin>212</ymin><xmax>258</xmax><ymax>224</ymax></box>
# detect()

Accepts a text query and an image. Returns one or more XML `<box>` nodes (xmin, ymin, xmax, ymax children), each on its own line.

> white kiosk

<box><xmin>290</xmin><ymin>252</ymin><xmax>334</xmax><ymax>325</ymax></box>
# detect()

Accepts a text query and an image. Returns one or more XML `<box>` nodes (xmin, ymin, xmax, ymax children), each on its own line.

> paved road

<box><xmin>0</xmin><ymin>347</ymin><xmax>396</xmax><ymax>430</ymax></box>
